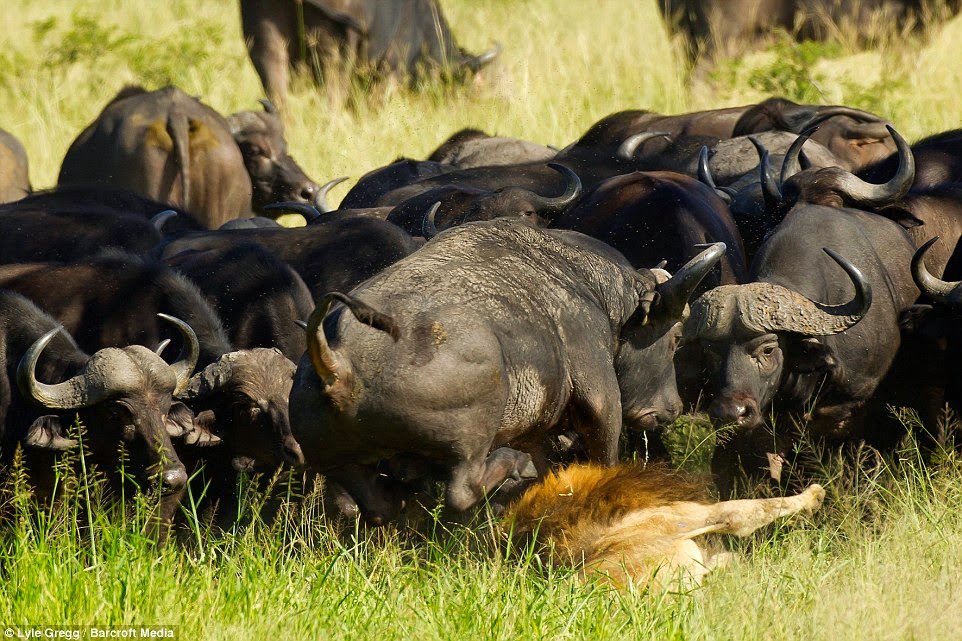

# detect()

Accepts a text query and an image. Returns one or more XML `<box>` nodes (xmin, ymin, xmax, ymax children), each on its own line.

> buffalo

<box><xmin>0</xmin><ymin>253</ymin><xmax>303</xmax><ymax>490</ymax></box>
<box><xmin>0</xmin><ymin>291</ymin><xmax>201</xmax><ymax>535</ymax></box>
<box><xmin>661</xmin><ymin>1</ymin><xmax>958</xmax><ymax>61</ymax></box>
<box><xmin>239</xmin><ymin>0</ymin><xmax>500</xmax><ymax>106</ymax></box>
<box><xmin>155</xmin><ymin>215</ymin><xmax>420</xmax><ymax>299</ymax></box>
<box><xmin>59</xmin><ymin>86</ymin><xmax>318</xmax><ymax>228</ymax></box>
<box><xmin>289</xmin><ymin>220</ymin><xmax>725</xmax><ymax>523</ymax></box>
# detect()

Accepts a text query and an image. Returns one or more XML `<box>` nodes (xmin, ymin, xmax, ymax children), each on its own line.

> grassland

<box><xmin>2</xmin><ymin>1</ymin><xmax>962</xmax><ymax>639</ymax></box>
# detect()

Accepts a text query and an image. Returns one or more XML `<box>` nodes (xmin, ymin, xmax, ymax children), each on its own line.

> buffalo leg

<box><xmin>446</xmin><ymin>447</ymin><xmax>537</xmax><ymax>513</ymax></box>
<box><xmin>570</xmin><ymin>370</ymin><xmax>623</xmax><ymax>466</ymax></box>
<box><xmin>326</xmin><ymin>464</ymin><xmax>406</xmax><ymax>526</ymax></box>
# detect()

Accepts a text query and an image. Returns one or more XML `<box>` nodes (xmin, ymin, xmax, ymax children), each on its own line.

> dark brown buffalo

<box><xmin>0</xmin><ymin>291</ymin><xmax>201</xmax><ymax>536</ymax></box>
<box><xmin>165</xmin><ymin>243</ymin><xmax>315</xmax><ymax>362</ymax></box>
<box><xmin>289</xmin><ymin>220</ymin><xmax>726</xmax><ymax>523</ymax></box>
<box><xmin>239</xmin><ymin>0</ymin><xmax>500</xmax><ymax>105</ymax></box>
<box><xmin>733</xmin><ymin>97</ymin><xmax>897</xmax><ymax>171</ymax></box>
<box><xmin>427</xmin><ymin>128</ymin><xmax>556</xmax><ymax>169</ymax></box>
<box><xmin>387</xmin><ymin>163</ymin><xmax>582</xmax><ymax>236</ymax></box>
<box><xmin>226</xmin><ymin>100</ymin><xmax>319</xmax><ymax>213</ymax></box>
<box><xmin>0</xmin><ymin>187</ymin><xmax>181</xmax><ymax>263</ymax></box>
<box><xmin>59</xmin><ymin>86</ymin><xmax>320</xmax><ymax>228</ymax></box>
<box><xmin>661</xmin><ymin>1</ymin><xmax>958</xmax><ymax>60</ymax></box>
<box><xmin>0</xmin><ymin>128</ymin><xmax>30</xmax><ymax>204</ymax></box>
<box><xmin>155</xmin><ymin>216</ymin><xmax>420</xmax><ymax>299</ymax></box>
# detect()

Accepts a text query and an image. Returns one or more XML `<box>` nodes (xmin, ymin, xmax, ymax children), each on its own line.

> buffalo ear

<box><xmin>878</xmin><ymin>205</ymin><xmax>924</xmax><ymax>229</ymax></box>
<box><xmin>183</xmin><ymin>409</ymin><xmax>222</xmax><ymax>447</ymax></box>
<box><xmin>25</xmin><ymin>415</ymin><xmax>77</xmax><ymax>451</ymax></box>
<box><xmin>165</xmin><ymin>401</ymin><xmax>194</xmax><ymax>437</ymax></box>
<box><xmin>790</xmin><ymin>337</ymin><xmax>838</xmax><ymax>374</ymax></box>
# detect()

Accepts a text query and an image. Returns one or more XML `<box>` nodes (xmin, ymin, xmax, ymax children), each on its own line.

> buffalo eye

<box><xmin>244</xmin><ymin>144</ymin><xmax>265</xmax><ymax>158</ymax></box>
<box><xmin>122</xmin><ymin>424</ymin><xmax>136</xmax><ymax>442</ymax></box>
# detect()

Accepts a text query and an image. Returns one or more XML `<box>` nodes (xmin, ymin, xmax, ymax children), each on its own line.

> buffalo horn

<box><xmin>750</xmin><ymin>137</ymin><xmax>782</xmax><ymax>206</ymax></box>
<box><xmin>465</xmin><ymin>42</ymin><xmax>502</xmax><ymax>72</ymax></box>
<box><xmin>421</xmin><ymin>202</ymin><xmax>441</xmax><ymax>239</ymax></box>
<box><xmin>305</xmin><ymin>295</ymin><xmax>344</xmax><ymax>386</ymax></box>
<box><xmin>798</xmin><ymin>106</ymin><xmax>885</xmax><ymax>131</ymax></box>
<box><xmin>779</xmin><ymin>127</ymin><xmax>818</xmax><ymax>186</ymax></box>
<box><xmin>157</xmin><ymin>313</ymin><xmax>200</xmax><ymax>396</ymax></box>
<box><xmin>656</xmin><ymin>242</ymin><xmax>727</xmax><ymax>316</ymax></box>
<box><xmin>616</xmin><ymin>131</ymin><xmax>671</xmax><ymax>161</ymax></box>
<box><xmin>181</xmin><ymin>353</ymin><xmax>235</xmax><ymax>399</ymax></box>
<box><xmin>263</xmin><ymin>201</ymin><xmax>323</xmax><ymax>222</ymax></box>
<box><xmin>150</xmin><ymin>210</ymin><xmax>178</xmax><ymax>232</ymax></box>
<box><xmin>16</xmin><ymin>327</ymin><xmax>109</xmax><ymax>410</ymax></box>
<box><xmin>530</xmin><ymin>163</ymin><xmax>582</xmax><ymax>212</ymax></box>
<box><xmin>695</xmin><ymin>249</ymin><xmax>871</xmax><ymax>337</ymax></box>
<box><xmin>912</xmin><ymin>237</ymin><xmax>962</xmax><ymax>305</ymax></box>
<box><xmin>828</xmin><ymin>125</ymin><xmax>915</xmax><ymax>207</ymax></box>
<box><xmin>258</xmin><ymin>98</ymin><xmax>278</xmax><ymax>115</ymax></box>
<box><xmin>315</xmin><ymin>176</ymin><xmax>350</xmax><ymax>213</ymax></box>
<box><xmin>697</xmin><ymin>147</ymin><xmax>732</xmax><ymax>203</ymax></box>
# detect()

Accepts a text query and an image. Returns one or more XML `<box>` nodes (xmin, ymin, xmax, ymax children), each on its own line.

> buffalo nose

<box><xmin>300</xmin><ymin>183</ymin><xmax>318</xmax><ymax>203</ymax></box>
<box><xmin>282</xmin><ymin>436</ymin><xmax>305</xmax><ymax>466</ymax></box>
<box><xmin>160</xmin><ymin>466</ymin><xmax>188</xmax><ymax>493</ymax></box>
<box><xmin>709</xmin><ymin>396</ymin><xmax>761</xmax><ymax>428</ymax></box>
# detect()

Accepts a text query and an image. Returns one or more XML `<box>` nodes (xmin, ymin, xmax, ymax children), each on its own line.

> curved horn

<box><xmin>181</xmin><ymin>354</ymin><xmax>234</xmax><ymax>399</ymax></box>
<box><xmin>753</xmin><ymin>249</ymin><xmax>871</xmax><ymax>335</ymax></box>
<box><xmin>421</xmin><ymin>201</ymin><xmax>441</xmax><ymax>239</ymax></box>
<box><xmin>150</xmin><ymin>210</ymin><xmax>178</xmax><ymax>232</ymax></box>
<box><xmin>314</xmin><ymin>176</ymin><xmax>349</xmax><ymax>213</ymax></box>
<box><xmin>657</xmin><ymin>242</ymin><xmax>727</xmax><ymax>315</ymax></box>
<box><xmin>798</xmin><ymin>106</ymin><xmax>885</xmax><ymax>131</ymax></box>
<box><xmin>305</xmin><ymin>294</ymin><xmax>344</xmax><ymax>386</ymax></box>
<box><xmin>16</xmin><ymin>327</ymin><xmax>109</xmax><ymax>410</ymax></box>
<box><xmin>155</xmin><ymin>339</ymin><xmax>171</xmax><ymax>357</ymax></box>
<box><xmin>617</xmin><ymin>131</ymin><xmax>671</xmax><ymax>160</ymax></box>
<box><xmin>912</xmin><ymin>237</ymin><xmax>962</xmax><ymax>305</ymax></box>
<box><xmin>529</xmin><ymin>163</ymin><xmax>582</xmax><ymax>212</ymax></box>
<box><xmin>464</xmin><ymin>41</ymin><xmax>502</xmax><ymax>72</ymax></box>
<box><xmin>263</xmin><ymin>201</ymin><xmax>324</xmax><ymax>222</ymax></box>
<box><xmin>697</xmin><ymin>146</ymin><xmax>731</xmax><ymax>203</ymax></box>
<box><xmin>780</xmin><ymin>127</ymin><xmax>818</xmax><ymax>186</ymax></box>
<box><xmin>157</xmin><ymin>314</ymin><xmax>199</xmax><ymax>396</ymax></box>
<box><xmin>258</xmin><ymin>98</ymin><xmax>278</xmax><ymax>114</ymax></box>
<box><xmin>750</xmin><ymin>137</ymin><xmax>782</xmax><ymax>205</ymax></box>
<box><xmin>691</xmin><ymin>250</ymin><xmax>871</xmax><ymax>339</ymax></box>
<box><xmin>826</xmin><ymin>125</ymin><xmax>915</xmax><ymax>207</ymax></box>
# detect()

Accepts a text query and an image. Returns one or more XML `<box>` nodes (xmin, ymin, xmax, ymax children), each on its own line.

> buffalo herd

<box><xmin>3</xmin><ymin>41</ymin><xmax>962</xmax><ymax>555</ymax></box>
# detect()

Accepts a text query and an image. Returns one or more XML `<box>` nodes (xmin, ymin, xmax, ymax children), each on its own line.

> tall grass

<box><xmin>4</xmin><ymin>1</ymin><xmax>960</xmax><ymax>198</ymax></box>
<box><xmin>3</xmin><ymin>420</ymin><xmax>962</xmax><ymax>640</ymax></box>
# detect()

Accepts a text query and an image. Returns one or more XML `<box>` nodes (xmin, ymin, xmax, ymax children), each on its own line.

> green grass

<box><xmin>3</xmin><ymin>423</ymin><xmax>962</xmax><ymax>640</ymax></box>
<box><xmin>4</xmin><ymin>1</ymin><xmax>962</xmax><ymax>638</ymax></box>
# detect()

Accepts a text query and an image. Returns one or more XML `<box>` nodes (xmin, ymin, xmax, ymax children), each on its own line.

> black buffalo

<box><xmin>59</xmin><ymin>86</ymin><xmax>318</xmax><ymax>228</ymax></box>
<box><xmin>289</xmin><ymin>220</ymin><xmax>725</xmax><ymax>523</ymax></box>
<box><xmin>661</xmin><ymin>1</ymin><xmax>958</xmax><ymax>61</ymax></box>
<box><xmin>0</xmin><ymin>254</ymin><xmax>303</xmax><ymax>485</ymax></box>
<box><xmin>165</xmin><ymin>243</ymin><xmax>315</xmax><ymax>362</ymax></box>
<box><xmin>0</xmin><ymin>291</ymin><xmax>200</xmax><ymax>535</ymax></box>
<box><xmin>240</xmin><ymin>0</ymin><xmax>500</xmax><ymax>105</ymax></box>
<box><xmin>155</xmin><ymin>215</ymin><xmax>420</xmax><ymax>299</ymax></box>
